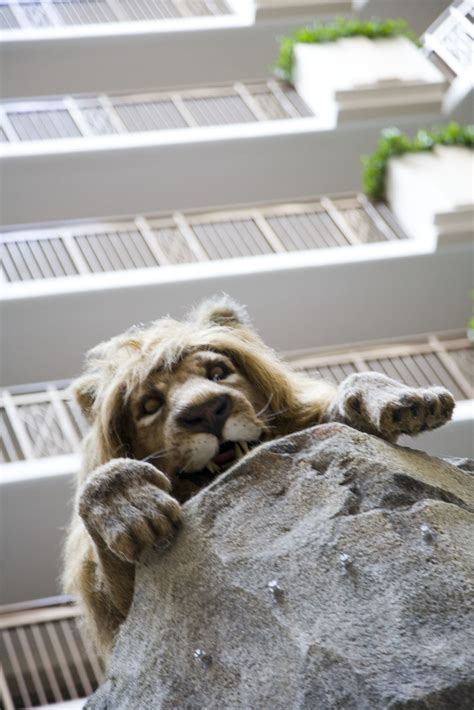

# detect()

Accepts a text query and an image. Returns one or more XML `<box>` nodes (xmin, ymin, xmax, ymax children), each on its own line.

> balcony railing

<box><xmin>0</xmin><ymin>81</ymin><xmax>312</xmax><ymax>144</ymax></box>
<box><xmin>0</xmin><ymin>193</ymin><xmax>407</xmax><ymax>284</ymax></box>
<box><xmin>0</xmin><ymin>0</ymin><xmax>232</xmax><ymax>31</ymax></box>
<box><xmin>0</xmin><ymin>597</ymin><xmax>104</xmax><ymax>710</ymax></box>
<box><xmin>423</xmin><ymin>0</ymin><xmax>474</xmax><ymax>79</ymax></box>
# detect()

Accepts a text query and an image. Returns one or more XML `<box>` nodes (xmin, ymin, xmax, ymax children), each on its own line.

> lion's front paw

<box><xmin>377</xmin><ymin>385</ymin><xmax>455</xmax><ymax>438</ymax></box>
<box><xmin>334</xmin><ymin>372</ymin><xmax>455</xmax><ymax>442</ymax></box>
<box><xmin>79</xmin><ymin>458</ymin><xmax>182</xmax><ymax>563</ymax></box>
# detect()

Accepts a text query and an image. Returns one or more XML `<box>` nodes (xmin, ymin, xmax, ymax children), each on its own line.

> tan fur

<box><xmin>63</xmin><ymin>296</ymin><xmax>454</xmax><ymax>659</ymax></box>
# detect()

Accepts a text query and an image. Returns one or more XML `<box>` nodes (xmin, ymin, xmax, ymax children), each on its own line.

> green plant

<box><xmin>275</xmin><ymin>17</ymin><xmax>419</xmax><ymax>82</ymax></box>
<box><xmin>469</xmin><ymin>290</ymin><xmax>474</xmax><ymax>341</ymax></box>
<box><xmin>362</xmin><ymin>123</ymin><xmax>474</xmax><ymax>202</ymax></box>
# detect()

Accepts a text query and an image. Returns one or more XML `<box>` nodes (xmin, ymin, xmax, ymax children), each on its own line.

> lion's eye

<box><xmin>140</xmin><ymin>397</ymin><xmax>163</xmax><ymax>417</ymax></box>
<box><xmin>208</xmin><ymin>364</ymin><xmax>229</xmax><ymax>382</ymax></box>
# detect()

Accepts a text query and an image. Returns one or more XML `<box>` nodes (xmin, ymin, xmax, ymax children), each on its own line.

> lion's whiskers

<box><xmin>256</xmin><ymin>393</ymin><xmax>274</xmax><ymax>419</ymax></box>
<box><xmin>262</xmin><ymin>406</ymin><xmax>289</xmax><ymax>422</ymax></box>
<box><xmin>176</xmin><ymin>452</ymin><xmax>195</xmax><ymax>477</ymax></box>
<box><xmin>142</xmin><ymin>448</ymin><xmax>170</xmax><ymax>463</ymax></box>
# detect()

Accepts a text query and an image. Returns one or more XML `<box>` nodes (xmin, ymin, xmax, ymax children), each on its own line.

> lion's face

<box><xmin>75</xmin><ymin>297</ymin><xmax>303</xmax><ymax>503</ymax></box>
<box><xmin>127</xmin><ymin>348</ymin><xmax>268</xmax><ymax>501</ymax></box>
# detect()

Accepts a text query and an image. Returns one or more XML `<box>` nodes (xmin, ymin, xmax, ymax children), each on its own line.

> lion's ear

<box><xmin>71</xmin><ymin>374</ymin><xmax>99</xmax><ymax>422</ymax></box>
<box><xmin>191</xmin><ymin>294</ymin><xmax>252</xmax><ymax>329</ymax></box>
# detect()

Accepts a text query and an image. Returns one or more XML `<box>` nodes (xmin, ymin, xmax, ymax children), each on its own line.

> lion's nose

<box><xmin>178</xmin><ymin>394</ymin><xmax>232</xmax><ymax>437</ymax></box>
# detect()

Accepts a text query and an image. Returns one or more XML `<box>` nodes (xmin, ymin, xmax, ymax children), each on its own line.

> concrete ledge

<box><xmin>0</xmin><ymin>1</ymin><xmax>452</xmax><ymax>99</ymax></box>
<box><xmin>3</xmin><ymin>112</ymin><xmax>467</xmax><ymax>227</ymax></box>
<box><xmin>2</xmin><ymin>239</ymin><xmax>472</xmax><ymax>385</ymax></box>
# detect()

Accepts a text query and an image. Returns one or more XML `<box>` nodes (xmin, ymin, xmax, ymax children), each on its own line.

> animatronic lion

<box><xmin>63</xmin><ymin>296</ymin><xmax>455</xmax><ymax>657</ymax></box>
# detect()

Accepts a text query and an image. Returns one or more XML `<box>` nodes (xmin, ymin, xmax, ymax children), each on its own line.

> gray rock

<box><xmin>88</xmin><ymin>424</ymin><xmax>474</xmax><ymax>710</ymax></box>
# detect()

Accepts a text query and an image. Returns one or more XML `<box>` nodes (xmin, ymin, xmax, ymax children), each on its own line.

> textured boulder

<box><xmin>88</xmin><ymin>424</ymin><xmax>474</xmax><ymax>709</ymax></box>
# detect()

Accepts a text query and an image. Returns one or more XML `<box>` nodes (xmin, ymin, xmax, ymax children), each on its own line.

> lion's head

<box><xmin>73</xmin><ymin>296</ymin><xmax>329</xmax><ymax>501</ymax></box>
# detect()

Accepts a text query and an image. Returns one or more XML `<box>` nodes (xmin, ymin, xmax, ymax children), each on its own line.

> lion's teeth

<box><xmin>207</xmin><ymin>462</ymin><xmax>219</xmax><ymax>474</ymax></box>
<box><xmin>240</xmin><ymin>441</ymin><xmax>249</xmax><ymax>454</ymax></box>
<box><xmin>235</xmin><ymin>443</ymin><xmax>244</xmax><ymax>459</ymax></box>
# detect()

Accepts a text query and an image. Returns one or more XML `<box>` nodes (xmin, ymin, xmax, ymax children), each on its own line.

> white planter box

<box><xmin>386</xmin><ymin>145</ymin><xmax>474</xmax><ymax>245</ymax></box>
<box><xmin>294</xmin><ymin>36</ymin><xmax>448</xmax><ymax>123</ymax></box>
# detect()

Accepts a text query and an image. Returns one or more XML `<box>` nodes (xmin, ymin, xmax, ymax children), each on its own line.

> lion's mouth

<box><xmin>211</xmin><ymin>440</ymin><xmax>250</xmax><ymax>469</ymax></box>
<box><xmin>176</xmin><ymin>440</ymin><xmax>257</xmax><ymax>484</ymax></box>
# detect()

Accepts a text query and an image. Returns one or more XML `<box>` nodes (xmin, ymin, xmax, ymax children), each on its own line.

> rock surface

<box><xmin>88</xmin><ymin>424</ymin><xmax>474</xmax><ymax>709</ymax></box>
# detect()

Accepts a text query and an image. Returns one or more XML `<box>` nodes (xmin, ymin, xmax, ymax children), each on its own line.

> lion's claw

<box><xmin>78</xmin><ymin>458</ymin><xmax>182</xmax><ymax>563</ymax></box>
<box><xmin>332</xmin><ymin>373</ymin><xmax>455</xmax><ymax>442</ymax></box>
